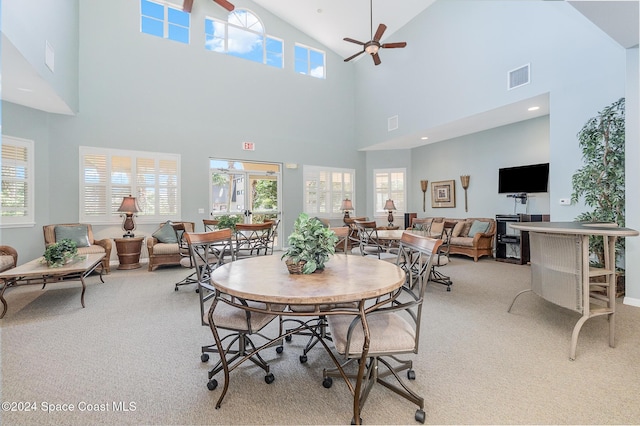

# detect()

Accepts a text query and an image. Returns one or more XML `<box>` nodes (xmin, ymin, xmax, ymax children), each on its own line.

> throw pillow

<box><xmin>54</xmin><ymin>225</ymin><xmax>91</xmax><ymax>247</ymax></box>
<box><xmin>430</xmin><ymin>221</ymin><xmax>444</xmax><ymax>236</ymax></box>
<box><xmin>153</xmin><ymin>221</ymin><xmax>178</xmax><ymax>244</ymax></box>
<box><xmin>451</xmin><ymin>221</ymin><xmax>465</xmax><ymax>237</ymax></box>
<box><xmin>460</xmin><ymin>220</ymin><xmax>473</xmax><ymax>237</ymax></box>
<box><xmin>468</xmin><ymin>220</ymin><xmax>490</xmax><ymax>238</ymax></box>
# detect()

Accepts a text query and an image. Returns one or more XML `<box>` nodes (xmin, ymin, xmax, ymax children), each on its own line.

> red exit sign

<box><xmin>242</xmin><ymin>142</ymin><xmax>255</xmax><ymax>151</ymax></box>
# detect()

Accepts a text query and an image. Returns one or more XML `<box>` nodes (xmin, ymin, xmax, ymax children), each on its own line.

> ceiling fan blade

<box><xmin>381</xmin><ymin>42</ymin><xmax>407</xmax><ymax>49</ymax></box>
<box><xmin>372</xmin><ymin>52</ymin><xmax>381</xmax><ymax>66</ymax></box>
<box><xmin>344</xmin><ymin>37</ymin><xmax>365</xmax><ymax>46</ymax></box>
<box><xmin>344</xmin><ymin>50</ymin><xmax>365</xmax><ymax>62</ymax></box>
<box><xmin>214</xmin><ymin>0</ymin><xmax>235</xmax><ymax>11</ymax></box>
<box><xmin>183</xmin><ymin>0</ymin><xmax>194</xmax><ymax>12</ymax></box>
<box><xmin>373</xmin><ymin>24</ymin><xmax>387</xmax><ymax>42</ymax></box>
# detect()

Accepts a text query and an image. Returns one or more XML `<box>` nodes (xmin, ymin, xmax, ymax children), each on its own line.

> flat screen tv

<box><xmin>498</xmin><ymin>163</ymin><xmax>549</xmax><ymax>194</ymax></box>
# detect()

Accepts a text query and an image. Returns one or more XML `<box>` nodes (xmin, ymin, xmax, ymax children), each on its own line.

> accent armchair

<box><xmin>43</xmin><ymin>223</ymin><xmax>112</xmax><ymax>274</ymax></box>
<box><xmin>0</xmin><ymin>246</ymin><xmax>18</xmax><ymax>273</ymax></box>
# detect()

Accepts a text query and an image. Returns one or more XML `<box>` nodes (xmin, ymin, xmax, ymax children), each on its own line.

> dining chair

<box><xmin>429</xmin><ymin>220</ymin><xmax>455</xmax><ymax>291</ymax></box>
<box><xmin>184</xmin><ymin>229</ymin><xmax>284</xmax><ymax>392</ymax></box>
<box><xmin>352</xmin><ymin>220</ymin><xmax>397</xmax><ymax>261</ymax></box>
<box><xmin>323</xmin><ymin>232</ymin><xmax>443</xmax><ymax>424</ymax></box>
<box><xmin>264</xmin><ymin>219</ymin><xmax>281</xmax><ymax>255</ymax></box>
<box><xmin>173</xmin><ymin>222</ymin><xmax>199</xmax><ymax>291</ymax></box>
<box><xmin>234</xmin><ymin>222</ymin><xmax>273</xmax><ymax>258</ymax></box>
<box><xmin>203</xmin><ymin>219</ymin><xmax>220</xmax><ymax>231</ymax></box>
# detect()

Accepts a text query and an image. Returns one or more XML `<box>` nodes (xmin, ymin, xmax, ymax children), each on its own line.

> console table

<box><xmin>507</xmin><ymin>222</ymin><xmax>638</xmax><ymax>360</ymax></box>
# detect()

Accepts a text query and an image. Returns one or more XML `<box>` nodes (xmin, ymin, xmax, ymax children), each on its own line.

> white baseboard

<box><xmin>623</xmin><ymin>296</ymin><xmax>640</xmax><ymax>307</ymax></box>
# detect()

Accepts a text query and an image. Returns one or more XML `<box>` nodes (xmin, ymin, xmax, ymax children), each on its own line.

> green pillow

<box><xmin>467</xmin><ymin>220</ymin><xmax>490</xmax><ymax>238</ymax></box>
<box><xmin>54</xmin><ymin>225</ymin><xmax>90</xmax><ymax>247</ymax></box>
<box><xmin>152</xmin><ymin>221</ymin><xmax>178</xmax><ymax>244</ymax></box>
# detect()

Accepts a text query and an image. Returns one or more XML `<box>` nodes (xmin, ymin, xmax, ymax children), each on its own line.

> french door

<box><xmin>209</xmin><ymin>159</ymin><xmax>282</xmax><ymax>245</ymax></box>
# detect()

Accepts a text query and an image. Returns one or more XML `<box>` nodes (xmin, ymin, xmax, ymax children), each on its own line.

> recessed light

<box><xmin>420</xmin><ymin>136</ymin><xmax>429</xmax><ymax>140</ymax></box>
<box><xmin>528</xmin><ymin>106</ymin><xmax>540</xmax><ymax>111</ymax></box>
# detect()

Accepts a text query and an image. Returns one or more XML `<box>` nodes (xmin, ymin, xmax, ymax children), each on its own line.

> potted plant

<box><xmin>216</xmin><ymin>214</ymin><xmax>242</xmax><ymax>231</ymax></box>
<box><xmin>43</xmin><ymin>239</ymin><xmax>78</xmax><ymax>267</ymax></box>
<box><xmin>281</xmin><ymin>213</ymin><xmax>339</xmax><ymax>274</ymax></box>
<box><xmin>571</xmin><ymin>97</ymin><xmax>625</xmax><ymax>294</ymax></box>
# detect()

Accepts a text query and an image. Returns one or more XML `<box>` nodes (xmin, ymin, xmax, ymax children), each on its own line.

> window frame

<box><xmin>1</xmin><ymin>135</ymin><xmax>35</xmax><ymax>228</ymax></box>
<box><xmin>205</xmin><ymin>9</ymin><xmax>284</xmax><ymax>69</ymax></box>
<box><xmin>294</xmin><ymin>42</ymin><xmax>326</xmax><ymax>79</ymax></box>
<box><xmin>140</xmin><ymin>0</ymin><xmax>190</xmax><ymax>44</ymax></box>
<box><xmin>373</xmin><ymin>168</ymin><xmax>406</xmax><ymax>220</ymax></box>
<box><xmin>79</xmin><ymin>146</ymin><xmax>181</xmax><ymax>225</ymax></box>
<box><xmin>303</xmin><ymin>165</ymin><xmax>355</xmax><ymax>220</ymax></box>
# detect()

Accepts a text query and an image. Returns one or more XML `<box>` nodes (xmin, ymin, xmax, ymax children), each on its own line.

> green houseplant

<box><xmin>43</xmin><ymin>239</ymin><xmax>78</xmax><ymax>267</ymax></box>
<box><xmin>281</xmin><ymin>213</ymin><xmax>339</xmax><ymax>274</ymax></box>
<box><xmin>216</xmin><ymin>214</ymin><xmax>242</xmax><ymax>231</ymax></box>
<box><xmin>571</xmin><ymin>97</ymin><xmax>625</xmax><ymax>266</ymax></box>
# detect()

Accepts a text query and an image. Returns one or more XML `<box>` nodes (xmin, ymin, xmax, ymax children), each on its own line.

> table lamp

<box><xmin>341</xmin><ymin>198</ymin><xmax>354</xmax><ymax>220</ymax></box>
<box><xmin>384</xmin><ymin>199</ymin><xmax>397</xmax><ymax>227</ymax></box>
<box><xmin>118</xmin><ymin>195</ymin><xmax>141</xmax><ymax>237</ymax></box>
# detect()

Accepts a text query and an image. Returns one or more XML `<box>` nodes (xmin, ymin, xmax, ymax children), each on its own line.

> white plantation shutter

<box><xmin>1</xmin><ymin>136</ymin><xmax>34</xmax><ymax>226</ymax></box>
<box><xmin>374</xmin><ymin>168</ymin><xmax>406</xmax><ymax>217</ymax></box>
<box><xmin>303</xmin><ymin>165</ymin><xmax>354</xmax><ymax>219</ymax></box>
<box><xmin>79</xmin><ymin>147</ymin><xmax>180</xmax><ymax>224</ymax></box>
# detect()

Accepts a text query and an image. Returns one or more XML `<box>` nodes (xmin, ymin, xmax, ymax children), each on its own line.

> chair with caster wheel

<box><xmin>323</xmin><ymin>232</ymin><xmax>442</xmax><ymax>424</ymax></box>
<box><xmin>185</xmin><ymin>229</ymin><xmax>285</xmax><ymax>400</ymax></box>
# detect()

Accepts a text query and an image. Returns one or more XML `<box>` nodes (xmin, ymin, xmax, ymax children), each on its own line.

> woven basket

<box><xmin>285</xmin><ymin>258</ymin><xmax>306</xmax><ymax>274</ymax></box>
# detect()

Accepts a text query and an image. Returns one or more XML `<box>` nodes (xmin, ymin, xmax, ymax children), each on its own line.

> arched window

<box><xmin>205</xmin><ymin>9</ymin><xmax>283</xmax><ymax>68</ymax></box>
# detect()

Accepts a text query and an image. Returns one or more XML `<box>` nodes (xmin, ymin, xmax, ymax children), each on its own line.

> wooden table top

<box><xmin>0</xmin><ymin>253</ymin><xmax>105</xmax><ymax>279</ymax></box>
<box><xmin>510</xmin><ymin>221</ymin><xmax>639</xmax><ymax>237</ymax></box>
<box><xmin>210</xmin><ymin>254</ymin><xmax>406</xmax><ymax>305</ymax></box>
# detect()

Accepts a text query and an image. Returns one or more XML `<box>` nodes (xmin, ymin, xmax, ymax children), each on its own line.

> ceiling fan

<box><xmin>182</xmin><ymin>0</ymin><xmax>235</xmax><ymax>13</ymax></box>
<box><xmin>343</xmin><ymin>0</ymin><xmax>407</xmax><ymax>66</ymax></box>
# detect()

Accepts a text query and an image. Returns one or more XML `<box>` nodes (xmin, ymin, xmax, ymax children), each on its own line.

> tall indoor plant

<box><xmin>571</xmin><ymin>97</ymin><xmax>625</xmax><ymax>266</ymax></box>
<box><xmin>281</xmin><ymin>213</ymin><xmax>338</xmax><ymax>274</ymax></box>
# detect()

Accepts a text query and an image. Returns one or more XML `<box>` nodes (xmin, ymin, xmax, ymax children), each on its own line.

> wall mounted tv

<box><xmin>498</xmin><ymin>163</ymin><xmax>549</xmax><ymax>194</ymax></box>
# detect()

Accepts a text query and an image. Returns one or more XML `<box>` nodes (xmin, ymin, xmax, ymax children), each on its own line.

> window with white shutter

<box><xmin>80</xmin><ymin>147</ymin><xmax>180</xmax><ymax>224</ymax></box>
<box><xmin>303</xmin><ymin>165</ymin><xmax>354</xmax><ymax>219</ymax></box>
<box><xmin>1</xmin><ymin>136</ymin><xmax>35</xmax><ymax>227</ymax></box>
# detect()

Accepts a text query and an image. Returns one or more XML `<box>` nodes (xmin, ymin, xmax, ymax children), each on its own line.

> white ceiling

<box><xmin>1</xmin><ymin>0</ymin><xmax>638</xmax><ymax>149</ymax></box>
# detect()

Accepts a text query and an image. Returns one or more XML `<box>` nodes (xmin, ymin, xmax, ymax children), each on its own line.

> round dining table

<box><xmin>208</xmin><ymin>254</ymin><xmax>406</xmax><ymax>424</ymax></box>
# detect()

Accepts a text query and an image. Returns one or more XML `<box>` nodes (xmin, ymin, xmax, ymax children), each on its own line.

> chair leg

<box><xmin>174</xmin><ymin>270</ymin><xmax>198</xmax><ymax>291</ymax></box>
<box><xmin>429</xmin><ymin>267</ymin><xmax>452</xmax><ymax>291</ymax></box>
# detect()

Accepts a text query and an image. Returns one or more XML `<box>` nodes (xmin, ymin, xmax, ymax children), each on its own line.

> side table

<box><xmin>114</xmin><ymin>237</ymin><xmax>145</xmax><ymax>270</ymax></box>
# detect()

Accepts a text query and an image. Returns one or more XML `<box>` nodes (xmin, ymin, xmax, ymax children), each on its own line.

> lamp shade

<box><xmin>341</xmin><ymin>199</ymin><xmax>354</xmax><ymax>211</ymax></box>
<box><xmin>118</xmin><ymin>196</ymin><xmax>141</xmax><ymax>214</ymax></box>
<box><xmin>384</xmin><ymin>199</ymin><xmax>397</xmax><ymax>211</ymax></box>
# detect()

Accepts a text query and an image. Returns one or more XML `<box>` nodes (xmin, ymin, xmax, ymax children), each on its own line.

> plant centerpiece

<box><xmin>43</xmin><ymin>238</ymin><xmax>78</xmax><ymax>267</ymax></box>
<box><xmin>281</xmin><ymin>213</ymin><xmax>339</xmax><ymax>274</ymax></box>
<box><xmin>216</xmin><ymin>214</ymin><xmax>242</xmax><ymax>231</ymax></box>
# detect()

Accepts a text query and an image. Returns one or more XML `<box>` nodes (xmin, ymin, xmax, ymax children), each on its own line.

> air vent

<box><xmin>508</xmin><ymin>64</ymin><xmax>530</xmax><ymax>90</ymax></box>
<box><xmin>388</xmin><ymin>115</ymin><xmax>399</xmax><ymax>131</ymax></box>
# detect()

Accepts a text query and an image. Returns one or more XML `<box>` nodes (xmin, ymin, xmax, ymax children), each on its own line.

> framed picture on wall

<box><xmin>431</xmin><ymin>180</ymin><xmax>456</xmax><ymax>208</ymax></box>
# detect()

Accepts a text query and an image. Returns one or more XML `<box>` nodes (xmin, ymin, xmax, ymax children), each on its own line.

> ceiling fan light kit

<box><xmin>343</xmin><ymin>0</ymin><xmax>407</xmax><ymax>66</ymax></box>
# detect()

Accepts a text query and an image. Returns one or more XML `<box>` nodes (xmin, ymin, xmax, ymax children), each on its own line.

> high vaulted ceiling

<box><xmin>2</xmin><ymin>1</ymin><xmax>638</xmax><ymax>149</ymax></box>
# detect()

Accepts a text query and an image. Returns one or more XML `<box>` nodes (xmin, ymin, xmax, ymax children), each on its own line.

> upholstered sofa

<box><xmin>43</xmin><ymin>223</ymin><xmax>112</xmax><ymax>273</ymax></box>
<box><xmin>147</xmin><ymin>221</ymin><xmax>195</xmax><ymax>271</ymax></box>
<box><xmin>0</xmin><ymin>245</ymin><xmax>18</xmax><ymax>273</ymax></box>
<box><xmin>410</xmin><ymin>217</ymin><xmax>496</xmax><ymax>261</ymax></box>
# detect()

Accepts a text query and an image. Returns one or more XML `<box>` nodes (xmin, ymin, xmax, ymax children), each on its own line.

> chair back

<box><xmin>203</xmin><ymin>219</ymin><xmax>220</xmax><ymax>232</ymax></box>
<box><xmin>235</xmin><ymin>222</ymin><xmax>272</xmax><ymax>257</ymax></box>
<box><xmin>264</xmin><ymin>219</ymin><xmax>281</xmax><ymax>254</ymax></box>
<box><xmin>184</xmin><ymin>229</ymin><xmax>235</xmax><ymax>325</ymax></box>
<box><xmin>354</xmin><ymin>220</ymin><xmax>386</xmax><ymax>258</ymax></box>
<box><xmin>43</xmin><ymin>223</ymin><xmax>96</xmax><ymax>246</ymax></box>
<box><xmin>331</xmin><ymin>227</ymin><xmax>350</xmax><ymax>254</ymax></box>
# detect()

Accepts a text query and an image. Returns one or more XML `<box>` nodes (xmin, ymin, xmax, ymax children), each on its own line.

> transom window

<box><xmin>1</xmin><ymin>136</ymin><xmax>34</xmax><ymax>227</ymax></box>
<box><xmin>140</xmin><ymin>0</ymin><xmax>190</xmax><ymax>44</ymax></box>
<box><xmin>295</xmin><ymin>43</ymin><xmax>325</xmax><ymax>79</ymax></box>
<box><xmin>304</xmin><ymin>166</ymin><xmax>354</xmax><ymax>219</ymax></box>
<box><xmin>79</xmin><ymin>147</ymin><xmax>181</xmax><ymax>224</ymax></box>
<box><xmin>374</xmin><ymin>168</ymin><xmax>406</xmax><ymax>218</ymax></box>
<box><xmin>205</xmin><ymin>9</ymin><xmax>283</xmax><ymax>68</ymax></box>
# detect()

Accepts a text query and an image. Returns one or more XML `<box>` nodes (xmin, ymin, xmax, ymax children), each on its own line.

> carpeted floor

<box><xmin>1</xmin><ymin>254</ymin><xmax>639</xmax><ymax>425</ymax></box>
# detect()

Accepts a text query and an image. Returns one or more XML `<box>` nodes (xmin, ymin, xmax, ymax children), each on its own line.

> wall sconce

<box><xmin>420</xmin><ymin>180</ymin><xmax>428</xmax><ymax>212</ymax></box>
<box><xmin>340</xmin><ymin>198</ymin><xmax>354</xmax><ymax>221</ymax></box>
<box><xmin>117</xmin><ymin>195</ymin><xmax>141</xmax><ymax>237</ymax></box>
<box><xmin>384</xmin><ymin>199</ymin><xmax>397</xmax><ymax>227</ymax></box>
<box><xmin>460</xmin><ymin>175</ymin><xmax>470</xmax><ymax>212</ymax></box>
